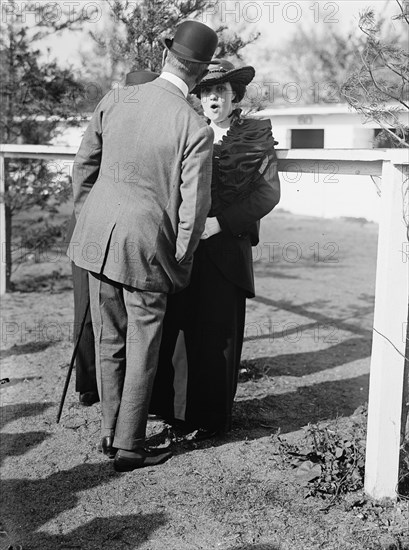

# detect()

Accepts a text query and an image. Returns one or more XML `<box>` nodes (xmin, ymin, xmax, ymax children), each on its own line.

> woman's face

<box><xmin>201</xmin><ymin>81</ymin><xmax>235</xmax><ymax>124</ymax></box>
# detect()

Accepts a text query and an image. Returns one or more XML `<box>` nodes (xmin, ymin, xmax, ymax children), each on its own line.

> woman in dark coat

<box><xmin>151</xmin><ymin>59</ymin><xmax>281</xmax><ymax>439</ymax></box>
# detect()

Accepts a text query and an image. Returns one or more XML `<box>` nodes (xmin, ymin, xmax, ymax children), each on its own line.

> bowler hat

<box><xmin>125</xmin><ymin>69</ymin><xmax>159</xmax><ymax>86</ymax></box>
<box><xmin>163</xmin><ymin>20</ymin><xmax>219</xmax><ymax>64</ymax></box>
<box><xmin>193</xmin><ymin>59</ymin><xmax>255</xmax><ymax>102</ymax></box>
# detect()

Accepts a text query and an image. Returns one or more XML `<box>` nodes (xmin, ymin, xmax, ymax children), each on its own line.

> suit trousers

<box><xmin>88</xmin><ymin>272</ymin><xmax>167</xmax><ymax>450</ymax></box>
<box><xmin>72</xmin><ymin>261</ymin><xmax>97</xmax><ymax>394</ymax></box>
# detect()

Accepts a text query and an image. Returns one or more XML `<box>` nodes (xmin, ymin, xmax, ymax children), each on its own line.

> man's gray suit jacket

<box><xmin>67</xmin><ymin>78</ymin><xmax>213</xmax><ymax>293</ymax></box>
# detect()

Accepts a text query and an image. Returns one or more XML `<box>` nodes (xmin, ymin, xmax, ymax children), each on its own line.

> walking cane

<box><xmin>56</xmin><ymin>301</ymin><xmax>90</xmax><ymax>423</ymax></box>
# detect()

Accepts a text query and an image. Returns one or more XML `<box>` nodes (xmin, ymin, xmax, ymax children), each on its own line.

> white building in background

<box><xmin>251</xmin><ymin>104</ymin><xmax>408</xmax><ymax>223</ymax></box>
<box><xmin>53</xmin><ymin>104</ymin><xmax>407</xmax><ymax>223</ymax></box>
<box><xmin>252</xmin><ymin>104</ymin><xmax>402</xmax><ymax>150</ymax></box>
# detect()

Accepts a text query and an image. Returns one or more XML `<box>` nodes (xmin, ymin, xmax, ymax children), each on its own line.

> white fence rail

<box><xmin>1</xmin><ymin>144</ymin><xmax>408</xmax><ymax>500</ymax></box>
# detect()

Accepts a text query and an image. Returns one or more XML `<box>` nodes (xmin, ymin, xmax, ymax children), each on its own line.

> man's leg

<box><xmin>88</xmin><ymin>273</ymin><xmax>127</xmax><ymax>439</ymax></box>
<box><xmin>114</xmin><ymin>287</ymin><xmax>167</xmax><ymax>451</ymax></box>
<box><xmin>72</xmin><ymin>262</ymin><xmax>98</xmax><ymax>403</ymax></box>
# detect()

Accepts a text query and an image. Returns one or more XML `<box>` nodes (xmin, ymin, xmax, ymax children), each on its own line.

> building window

<box><xmin>291</xmin><ymin>129</ymin><xmax>324</xmax><ymax>148</ymax></box>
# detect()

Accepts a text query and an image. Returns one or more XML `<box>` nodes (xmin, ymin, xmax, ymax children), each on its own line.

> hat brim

<box><xmin>192</xmin><ymin>66</ymin><xmax>255</xmax><ymax>97</ymax></box>
<box><xmin>163</xmin><ymin>38</ymin><xmax>220</xmax><ymax>64</ymax></box>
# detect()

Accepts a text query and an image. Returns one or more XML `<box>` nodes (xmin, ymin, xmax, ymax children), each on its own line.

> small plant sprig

<box><xmin>273</xmin><ymin>412</ymin><xmax>367</xmax><ymax>504</ymax></box>
<box><xmin>299</xmin><ymin>422</ymin><xmax>366</xmax><ymax>498</ymax></box>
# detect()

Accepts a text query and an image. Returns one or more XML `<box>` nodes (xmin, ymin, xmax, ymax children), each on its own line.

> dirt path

<box><xmin>1</xmin><ymin>211</ymin><xmax>408</xmax><ymax>550</ymax></box>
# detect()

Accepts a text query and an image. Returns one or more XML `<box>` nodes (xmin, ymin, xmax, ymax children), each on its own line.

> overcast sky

<box><xmin>242</xmin><ymin>0</ymin><xmax>399</xmax><ymax>70</ymax></box>
<box><xmin>37</xmin><ymin>0</ymin><xmax>400</xmax><ymax>71</ymax></box>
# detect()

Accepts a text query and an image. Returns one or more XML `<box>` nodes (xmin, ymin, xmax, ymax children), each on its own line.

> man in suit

<box><xmin>67</xmin><ymin>20</ymin><xmax>218</xmax><ymax>472</ymax></box>
<box><xmin>66</xmin><ymin>69</ymin><xmax>160</xmax><ymax>409</ymax></box>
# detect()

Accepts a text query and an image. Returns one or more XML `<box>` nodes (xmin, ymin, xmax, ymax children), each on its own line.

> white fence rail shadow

<box><xmin>1</xmin><ymin>144</ymin><xmax>408</xmax><ymax>501</ymax></box>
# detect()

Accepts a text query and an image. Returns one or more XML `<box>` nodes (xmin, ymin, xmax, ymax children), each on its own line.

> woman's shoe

<box><xmin>114</xmin><ymin>447</ymin><xmax>172</xmax><ymax>472</ymax></box>
<box><xmin>189</xmin><ymin>428</ymin><xmax>221</xmax><ymax>442</ymax></box>
<box><xmin>79</xmin><ymin>391</ymin><xmax>100</xmax><ymax>406</ymax></box>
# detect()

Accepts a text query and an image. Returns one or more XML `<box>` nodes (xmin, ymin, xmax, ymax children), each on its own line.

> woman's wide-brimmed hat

<box><xmin>163</xmin><ymin>20</ymin><xmax>219</xmax><ymax>64</ymax></box>
<box><xmin>193</xmin><ymin>59</ymin><xmax>255</xmax><ymax>102</ymax></box>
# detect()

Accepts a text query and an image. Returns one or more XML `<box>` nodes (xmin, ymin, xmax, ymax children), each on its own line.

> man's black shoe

<box><xmin>79</xmin><ymin>391</ymin><xmax>100</xmax><ymax>407</ymax></box>
<box><xmin>114</xmin><ymin>447</ymin><xmax>172</xmax><ymax>472</ymax></box>
<box><xmin>98</xmin><ymin>436</ymin><xmax>117</xmax><ymax>459</ymax></box>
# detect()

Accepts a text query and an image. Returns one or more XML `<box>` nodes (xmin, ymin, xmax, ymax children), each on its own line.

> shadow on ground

<box><xmin>251</xmin><ymin>296</ymin><xmax>373</xmax><ymax>338</ymax></box>
<box><xmin>233</xmin><ymin>373</ymin><xmax>369</xmax><ymax>436</ymax></box>
<box><xmin>0</xmin><ymin>402</ymin><xmax>52</xmax><ymax>431</ymax></box>
<box><xmin>1</xmin><ymin>461</ymin><xmax>167</xmax><ymax>549</ymax></box>
<box><xmin>0</xmin><ymin>402</ymin><xmax>53</xmax><ymax>466</ymax></box>
<box><xmin>166</xmin><ymin>373</ymin><xmax>369</xmax><ymax>458</ymax></box>
<box><xmin>241</xmin><ymin>336</ymin><xmax>371</xmax><ymax>379</ymax></box>
<box><xmin>12</xmin><ymin>272</ymin><xmax>72</xmax><ymax>293</ymax></box>
<box><xmin>0</xmin><ymin>402</ymin><xmax>169</xmax><ymax>549</ymax></box>
<box><xmin>0</xmin><ymin>341</ymin><xmax>57</xmax><ymax>359</ymax></box>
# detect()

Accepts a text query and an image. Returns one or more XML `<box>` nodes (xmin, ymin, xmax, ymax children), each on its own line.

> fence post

<box><xmin>0</xmin><ymin>153</ymin><xmax>5</xmax><ymax>295</ymax></box>
<box><xmin>364</xmin><ymin>158</ymin><xmax>409</xmax><ymax>499</ymax></box>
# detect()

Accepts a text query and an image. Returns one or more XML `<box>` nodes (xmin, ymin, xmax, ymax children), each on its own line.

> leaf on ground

<box><xmin>294</xmin><ymin>460</ymin><xmax>322</xmax><ymax>483</ymax></box>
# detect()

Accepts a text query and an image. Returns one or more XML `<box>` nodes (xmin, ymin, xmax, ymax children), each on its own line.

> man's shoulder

<box><xmin>94</xmin><ymin>80</ymin><xmax>209</xmax><ymax>133</ymax></box>
<box><xmin>149</xmin><ymin>82</ymin><xmax>208</xmax><ymax>124</ymax></box>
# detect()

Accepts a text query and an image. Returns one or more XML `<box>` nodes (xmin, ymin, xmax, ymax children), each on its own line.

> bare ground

<box><xmin>1</xmin><ymin>210</ymin><xmax>408</xmax><ymax>550</ymax></box>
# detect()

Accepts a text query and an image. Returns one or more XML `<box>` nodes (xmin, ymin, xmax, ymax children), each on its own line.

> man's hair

<box><xmin>166</xmin><ymin>51</ymin><xmax>208</xmax><ymax>79</ymax></box>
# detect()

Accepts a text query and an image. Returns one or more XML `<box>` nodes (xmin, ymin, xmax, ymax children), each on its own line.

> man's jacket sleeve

<box><xmin>176</xmin><ymin>125</ymin><xmax>214</xmax><ymax>263</ymax></box>
<box><xmin>72</xmin><ymin>103</ymin><xmax>104</xmax><ymax>217</ymax></box>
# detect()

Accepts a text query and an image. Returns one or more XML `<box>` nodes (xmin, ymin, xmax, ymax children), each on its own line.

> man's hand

<box><xmin>200</xmin><ymin>217</ymin><xmax>222</xmax><ymax>240</ymax></box>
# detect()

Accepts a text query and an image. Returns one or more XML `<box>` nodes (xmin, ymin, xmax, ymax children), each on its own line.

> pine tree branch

<box><xmin>378</xmin><ymin>49</ymin><xmax>409</xmax><ymax>84</ymax></box>
<box><xmin>364</xmin><ymin>53</ymin><xmax>408</xmax><ymax>106</ymax></box>
<box><xmin>395</xmin><ymin>0</ymin><xmax>409</xmax><ymax>25</ymax></box>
